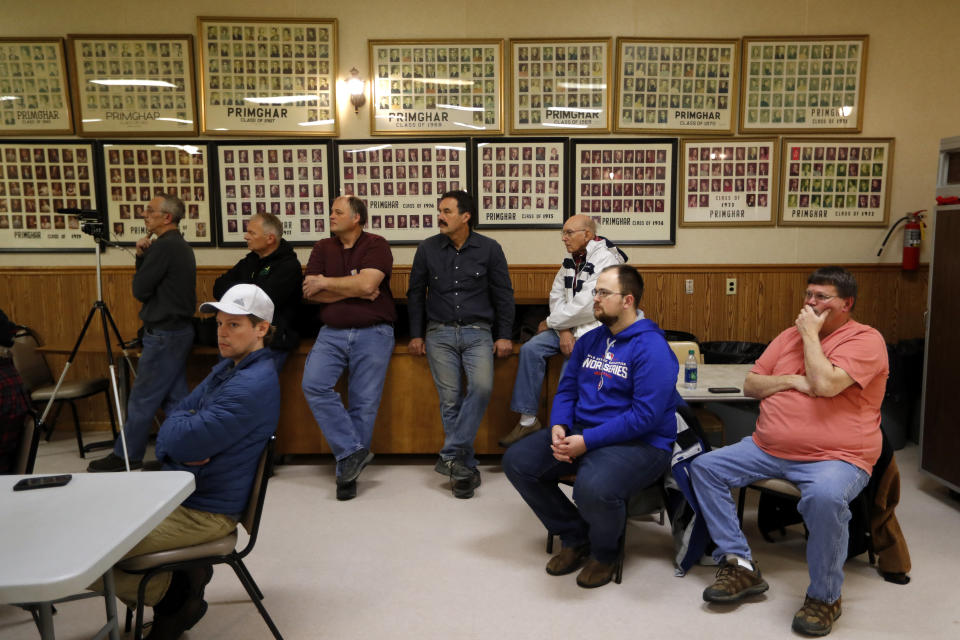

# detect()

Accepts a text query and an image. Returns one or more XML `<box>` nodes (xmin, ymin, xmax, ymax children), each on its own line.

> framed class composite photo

<box><xmin>571</xmin><ymin>138</ymin><xmax>677</xmax><ymax>245</ymax></box>
<box><xmin>336</xmin><ymin>138</ymin><xmax>469</xmax><ymax>244</ymax></box>
<box><xmin>215</xmin><ymin>141</ymin><xmax>333</xmax><ymax>246</ymax></box>
<box><xmin>473</xmin><ymin>137</ymin><xmax>566</xmax><ymax>229</ymax></box>
<box><xmin>778</xmin><ymin>138</ymin><xmax>893</xmax><ymax>227</ymax></box>
<box><xmin>101</xmin><ymin>141</ymin><xmax>214</xmax><ymax>245</ymax></box>
<box><xmin>0</xmin><ymin>141</ymin><xmax>99</xmax><ymax>252</ymax></box>
<box><xmin>66</xmin><ymin>34</ymin><xmax>198</xmax><ymax>136</ymax></box>
<box><xmin>370</xmin><ymin>39</ymin><xmax>503</xmax><ymax>135</ymax></box>
<box><xmin>614</xmin><ymin>38</ymin><xmax>738</xmax><ymax>134</ymax></box>
<box><xmin>739</xmin><ymin>35</ymin><xmax>868</xmax><ymax>133</ymax></box>
<box><xmin>198</xmin><ymin>17</ymin><xmax>339</xmax><ymax>136</ymax></box>
<box><xmin>0</xmin><ymin>38</ymin><xmax>74</xmax><ymax>135</ymax></box>
<box><xmin>509</xmin><ymin>38</ymin><xmax>611</xmax><ymax>134</ymax></box>
<box><xmin>679</xmin><ymin>138</ymin><xmax>778</xmax><ymax>227</ymax></box>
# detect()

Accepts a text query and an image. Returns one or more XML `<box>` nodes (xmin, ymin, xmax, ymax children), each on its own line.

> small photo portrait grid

<box><xmin>741</xmin><ymin>37</ymin><xmax>866</xmax><ymax>131</ymax></box>
<box><xmin>572</xmin><ymin>140</ymin><xmax>676</xmax><ymax>245</ymax></box>
<box><xmin>372</xmin><ymin>41</ymin><xmax>502</xmax><ymax>134</ymax></box>
<box><xmin>616</xmin><ymin>39</ymin><xmax>737</xmax><ymax>132</ymax></box>
<box><xmin>0</xmin><ymin>142</ymin><xmax>97</xmax><ymax>250</ymax></box>
<box><xmin>0</xmin><ymin>40</ymin><xmax>72</xmax><ymax>133</ymax></box>
<box><xmin>200</xmin><ymin>19</ymin><xmax>336</xmax><ymax>134</ymax></box>
<box><xmin>218</xmin><ymin>144</ymin><xmax>330</xmax><ymax>244</ymax></box>
<box><xmin>511</xmin><ymin>39</ymin><xmax>609</xmax><ymax>132</ymax></box>
<box><xmin>680</xmin><ymin>139</ymin><xmax>777</xmax><ymax>226</ymax></box>
<box><xmin>476</xmin><ymin>139</ymin><xmax>564</xmax><ymax>227</ymax></box>
<box><xmin>69</xmin><ymin>36</ymin><xmax>196</xmax><ymax>134</ymax></box>
<box><xmin>338</xmin><ymin>141</ymin><xmax>467</xmax><ymax>243</ymax></box>
<box><xmin>103</xmin><ymin>143</ymin><xmax>212</xmax><ymax>244</ymax></box>
<box><xmin>780</xmin><ymin>139</ymin><xmax>892</xmax><ymax>226</ymax></box>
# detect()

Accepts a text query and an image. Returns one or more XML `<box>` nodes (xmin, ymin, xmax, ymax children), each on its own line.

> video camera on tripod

<box><xmin>55</xmin><ymin>207</ymin><xmax>108</xmax><ymax>241</ymax></box>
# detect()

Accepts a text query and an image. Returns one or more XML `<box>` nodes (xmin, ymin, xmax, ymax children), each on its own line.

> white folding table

<box><xmin>0</xmin><ymin>471</ymin><xmax>195</xmax><ymax>640</ymax></box>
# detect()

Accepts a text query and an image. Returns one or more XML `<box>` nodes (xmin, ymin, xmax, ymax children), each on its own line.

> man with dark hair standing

<box><xmin>690</xmin><ymin>266</ymin><xmax>888</xmax><ymax>636</ymax></box>
<box><xmin>408</xmin><ymin>190</ymin><xmax>515</xmax><ymax>499</ymax></box>
<box><xmin>214</xmin><ymin>212</ymin><xmax>302</xmax><ymax>369</ymax></box>
<box><xmin>301</xmin><ymin>195</ymin><xmax>395</xmax><ymax>501</ymax></box>
<box><xmin>503</xmin><ymin>264</ymin><xmax>679</xmax><ymax>588</ymax></box>
<box><xmin>88</xmin><ymin>193</ymin><xmax>196</xmax><ymax>472</ymax></box>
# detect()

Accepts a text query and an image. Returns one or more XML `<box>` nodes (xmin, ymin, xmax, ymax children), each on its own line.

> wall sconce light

<box><xmin>347</xmin><ymin>67</ymin><xmax>365</xmax><ymax>114</ymax></box>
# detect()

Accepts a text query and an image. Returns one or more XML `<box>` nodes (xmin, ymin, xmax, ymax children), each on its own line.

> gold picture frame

<box><xmin>66</xmin><ymin>34</ymin><xmax>198</xmax><ymax>136</ymax></box>
<box><xmin>369</xmin><ymin>39</ymin><xmax>503</xmax><ymax>136</ymax></box>
<box><xmin>197</xmin><ymin>17</ymin><xmax>339</xmax><ymax>136</ymax></box>
<box><xmin>614</xmin><ymin>38</ymin><xmax>739</xmax><ymax>135</ymax></box>
<box><xmin>509</xmin><ymin>38</ymin><xmax>611</xmax><ymax>134</ymax></box>
<box><xmin>0</xmin><ymin>38</ymin><xmax>74</xmax><ymax>135</ymax></box>
<box><xmin>778</xmin><ymin>137</ymin><xmax>893</xmax><ymax>227</ymax></box>
<box><xmin>739</xmin><ymin>35</ymin><xmax>868</xmax><ymax>133</ymax></box>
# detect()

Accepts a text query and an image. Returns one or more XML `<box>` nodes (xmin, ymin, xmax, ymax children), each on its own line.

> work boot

<box><xmin>576</xmin><ymin>558</ymin><xmax>616</xmax><ymax>588</ymax></box>
<box><xmin>545</xmin><ymin>544</ymin><xmax>590</xmax><ymax>576</ymax></box>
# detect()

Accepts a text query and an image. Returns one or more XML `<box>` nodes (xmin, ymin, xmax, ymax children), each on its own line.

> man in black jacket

<box><xmin>213</xmin><ymin>212</ymin><xmax>302</xmax><ymax>369</ymax></box>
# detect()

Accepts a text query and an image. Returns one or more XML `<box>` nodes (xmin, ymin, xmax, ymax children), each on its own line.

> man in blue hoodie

<box><xmin>98</xmin><ymin>284</ymin><xmax>281</xmax><ymax>640</ymax></box>
<box><xmin>504</xmin><ymin>264</ymin><xmax>680</xmax><ymax>589</ymax></box>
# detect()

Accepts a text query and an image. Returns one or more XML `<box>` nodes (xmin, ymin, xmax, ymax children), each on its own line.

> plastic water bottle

<box><xmin>684</xmin><ymin>349</ymin><xmax>698</xmax><ymax>390</ymax></box>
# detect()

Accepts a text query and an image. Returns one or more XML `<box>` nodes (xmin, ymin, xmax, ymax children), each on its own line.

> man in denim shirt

<box><xmin>88</xmin><ymin>193</ymin><xmax>196</xmax><ymax>472</ymax></box>
<box><xmin>408</xmin><ymin>190</ymin><xmax>515</xmax><ymax>498</ymax></box>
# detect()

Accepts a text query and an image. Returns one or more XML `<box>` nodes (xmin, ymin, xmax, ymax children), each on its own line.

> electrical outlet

<box><xmin>685</xmin><ymin>279</ymin><xmax>694</xmax><ymax>294</ymax></box>
<box><xmin>726</xmin><ymin>278</ymin><xmax>737</xmax><ymax>295</ymax></box>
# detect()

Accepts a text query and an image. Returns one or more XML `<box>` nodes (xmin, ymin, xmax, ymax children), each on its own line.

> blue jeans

<box><xmin>689</xmin><ymin>436</ymin><xmax>869</xmax><ymax>602</ymax></box>
<box><xmin>115</xmin><ymin>326</ymin><xmax>194</xmax><ymax>461</ymax></box>
<box><xmin>424</xmin><ymin>322</ymin><xmax>494</xmax><ymax>469</ymax></box>
<box><xmin>510</xmin><ymin>329</ymin><xmax>569</xmax><ymax>416</ymax></box>
<box><xmin>302</xmin><ymin>324</ymin><xmax>394</xmax><ymax>476</ymax></box>
<box><xmin>503</xmin><ymin>426</ymin><xmax>672</xmax><ymax>563</ymax></box>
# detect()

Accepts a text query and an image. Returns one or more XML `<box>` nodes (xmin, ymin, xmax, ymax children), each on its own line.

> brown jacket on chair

<box><xmin>870</xmin><ymin>453</ymin><xmax>911</xmax><ymax>578</ymax></box>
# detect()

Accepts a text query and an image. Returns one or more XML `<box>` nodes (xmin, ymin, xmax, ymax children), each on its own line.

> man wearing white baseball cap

<box><xmin>99</xmin><ymin>283</ymin><xmax>281</xmax><ymax>640</ymax></box>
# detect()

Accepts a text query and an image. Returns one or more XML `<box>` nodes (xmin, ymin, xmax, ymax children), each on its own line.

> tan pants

<box><xmin>90</xmin><ymin>505</ymin><xmax>236</xmax><ymax>607</ymax></box>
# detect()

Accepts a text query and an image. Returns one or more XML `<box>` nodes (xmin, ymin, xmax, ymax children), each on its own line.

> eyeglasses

<box><xmin>593</xmin><ymin>288</ymin><xmax>627</xmax><ymax>299</ymax></box>
<box><xmin>560</xmin><ymin>228</ymin><xmax>587</xmax><ymax>237</ymax></box>
<box><xmin>804</xmin><ymin>291</ymin><xmax>837</xmax><ymax>302</ymax></box>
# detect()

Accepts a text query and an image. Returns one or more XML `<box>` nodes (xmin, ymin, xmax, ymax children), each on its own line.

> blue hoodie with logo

<box><xmin>550</xmin><ymin>317</ymin><xmax>680</xmax><ymax>452</ymax></box>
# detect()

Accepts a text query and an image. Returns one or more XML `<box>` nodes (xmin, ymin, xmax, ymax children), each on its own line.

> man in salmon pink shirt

<box><xmin>690</xmin><ymin>266</ymin><xmax>888</xmax><ymax>637</ymax></box>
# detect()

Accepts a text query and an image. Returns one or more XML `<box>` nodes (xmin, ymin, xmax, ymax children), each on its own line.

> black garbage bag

<box><xmin>701</xmin><ymin>341</ymin><xmax>768</xmax><ymax>364</ymax></box>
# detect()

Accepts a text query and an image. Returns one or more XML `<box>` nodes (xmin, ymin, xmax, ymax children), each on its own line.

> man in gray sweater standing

<box><xmin>88</xmin><ymin>193</ymin><xmax>196</xmax><ymax>472</ymax></box>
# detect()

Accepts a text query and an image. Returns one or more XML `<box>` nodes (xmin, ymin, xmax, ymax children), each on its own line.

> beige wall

<box><xmin>2</xmin><ymin>0</ymin><xmax>958</xmax><ymax>268</ymax></box>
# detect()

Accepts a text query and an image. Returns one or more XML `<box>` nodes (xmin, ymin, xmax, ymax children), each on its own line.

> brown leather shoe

<box><xmin>792</xmin><ymin>595</ymin><xmax>842</xmax><ymax>636</ymax></box>
<box><xmin>576</xmin><ymin>558</ymin><xmax>616</xmax><ymax>588</ymax></box>
<box><xmin>545</xmin><ymin>544</ymin><xmax>590</xmax><ymax>576</ymax></box>
<box><xmin>499</xmin><ymin>418</ymin><xmax>543</xmax><ymax>447</ymax></box>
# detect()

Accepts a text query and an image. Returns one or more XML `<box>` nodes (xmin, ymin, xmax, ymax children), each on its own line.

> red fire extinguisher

<box><xmin>877</xmin><ymin>210</ymin><xmax>926</xmax><ymax>271</ymax></box>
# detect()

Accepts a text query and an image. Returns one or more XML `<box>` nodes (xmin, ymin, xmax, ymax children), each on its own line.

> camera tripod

<box><xmin>38</xmin><ymin>231</ymin><xmax>139</xmax><ymax>471</ymax></box>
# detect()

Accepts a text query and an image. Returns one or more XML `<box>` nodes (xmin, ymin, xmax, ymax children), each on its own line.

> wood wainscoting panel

<box><xmin>0</xmin><ymin>263</ymin><xmax>927</xmax><ymax>446</ymax></box>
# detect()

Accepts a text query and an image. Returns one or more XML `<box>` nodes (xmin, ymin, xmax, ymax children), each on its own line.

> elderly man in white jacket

<box><xmin>499</xmin><ymin>214</ymin><xmax>627</xmax><ymax>447</ymax></box>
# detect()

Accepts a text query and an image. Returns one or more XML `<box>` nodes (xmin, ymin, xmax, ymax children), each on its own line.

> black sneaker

<box><xmin>87</xmin><ymin>453</ymin><xmax>141</xmax><ymax>473</ymax></box>
<box><xmin>450</xmin><ymin>458</ymin><xmax>481</xmax><ymax>499</ymax></box>
<box><xmin>434</xmin><ymin>457</ymin><xmax>453</xmax><ymax>476</ymax></box>
<box><xmin>338</xmin><ymin>448</ymin><xmax>374</xmax><ymax>484</ymax></box>
<box><xmin>336</xmin><ymin>480</ymin><xmax>358</xmax><ymax>501</ymax></box>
